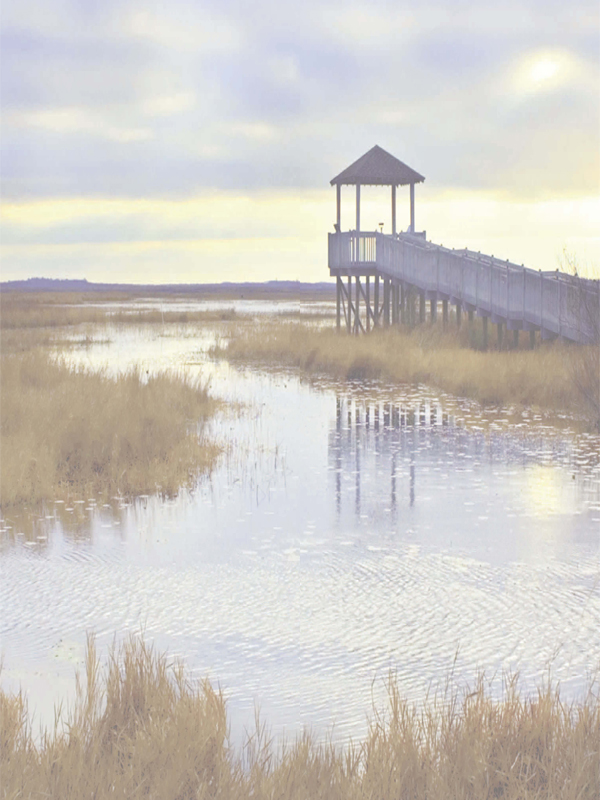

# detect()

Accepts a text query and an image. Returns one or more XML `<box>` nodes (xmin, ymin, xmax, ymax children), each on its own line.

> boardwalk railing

<box><xmin>328</xmin><ymin>231</ymin><xmax>599</xmax><ymax>344</ymax></box>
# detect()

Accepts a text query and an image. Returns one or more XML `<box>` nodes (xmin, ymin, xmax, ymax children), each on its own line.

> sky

<box><xmin>1</xmin><ymin>0</ymin><xmax>599</xmax><ymax>284</ymax></box>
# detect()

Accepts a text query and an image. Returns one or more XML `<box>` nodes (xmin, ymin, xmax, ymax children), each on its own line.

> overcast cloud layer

<box><xmin>1</xmin><ymin>0</ymin><xmax>599</xmax><ymax>281</ymax></box>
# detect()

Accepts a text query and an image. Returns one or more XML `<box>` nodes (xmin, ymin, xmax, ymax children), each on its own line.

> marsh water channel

<box><xmin>2</xmin><ymin>300</ymin><xmax>600</xmax><ymax>745</ymax></box>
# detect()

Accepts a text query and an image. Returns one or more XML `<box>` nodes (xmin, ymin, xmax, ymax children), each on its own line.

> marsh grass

<box><xmin>1</xmin><ymin>637</ymin><xmax>598</xmax><ymax>799</ymax></box>
<box><xmin>0</xmin><ymin>293</ymin><xmax>225</xmax><ymax>509</ymax></box>
<box><xmin>0</xmin><ymin>292</ymin><xmax>239</xmax><ymax>329</ymax></box>
<box><xmin>0</xmin><ymin>350</ymin><xmax>219</xmax><ymax>508</ymax></box>
<box><xmin>216</xmin><ymin>321</ymin><xmax>600</xmax><ymax>426</ymax></box>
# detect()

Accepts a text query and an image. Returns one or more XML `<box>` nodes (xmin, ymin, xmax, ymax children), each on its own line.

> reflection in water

<box><xmin>329</xmin><ymin>392</ymin><xmax>600</xmax><ymax>533</ymax></box>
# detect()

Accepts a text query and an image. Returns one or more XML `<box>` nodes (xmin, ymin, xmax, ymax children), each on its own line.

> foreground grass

<box><xmin>0</xmin><ymin>350</ymin><xmax>219</xmax><ymax>508</ymax></box>
<box><xmin>1</xmin><ymin>637</ymin><xmax>598</xmax><ymax>799</ymax></box>
<box><xmin>217</xmin><ymin>322</ymin><xmax>600</xmax><ymax>427</ymax></box>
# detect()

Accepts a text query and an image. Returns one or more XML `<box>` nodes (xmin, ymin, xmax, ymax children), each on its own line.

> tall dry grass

<box><xmin>1</xmin><ymin>636</ymin><xmax>598</xmax><ymax>799</ymax></box>
<box><xmin>0</xmin><ymin>351</ymin><xmax>219</xmax><ymax>508</ymax></box>
<box><xmin>217</xmin><ymin>322</ymin><xmax>600</xmax><ymax>426</ymax></box>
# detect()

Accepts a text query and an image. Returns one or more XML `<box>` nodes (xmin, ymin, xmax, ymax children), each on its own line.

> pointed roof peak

<box><xmin>330</xmin><ymin>145</ymin><xmax>425</xmax><ymax>187</ymax></box>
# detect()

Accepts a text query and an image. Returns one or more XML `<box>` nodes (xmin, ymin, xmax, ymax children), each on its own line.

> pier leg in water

<box><xmin>336</xmin><ymin>277</ymin><xmax>341</xmax><ymax>331</ymax></box>
<box><xmin>497</xmin><ymin>322</ymin><xmax>503</xmax><ymax>349</ymax></box>
<box><xmin>366</xmin><ymin>276</ymin><xmax>371</xmax><ymax>332</ymax></box>
<box><xmin>530</xmin><ymin>329</ymin><xmax>536</xmax><ymax>349</ymax></box>
<box><xmin>442</xmin><ymin>299</ymin><xmax>448</xmax><ymax>329</ymax></box>
<box><xmin>347</xmin><ymin>277</ymin><xmax>352</xmax><ymax>334</ymax></box>
<box><xmin>468</xmin><ymin>309</ymin><xmax>474</xmax><ymax>324</ymax></box>
<box><xmin>420</xmin><ymin>292</ymin><xmax>425</xmax><ymax>324</ymax></box>
<box><xmin>482</xmin><ymin>316</ymin><xmax>489</xmax><ymax>350</ymax></box>
<box><xmin>355</xmin><ymin>277</ymin><xmax>360</xmax><ymax>335</ymax></box>
<box><xmin>513</xmin><ymin>329</ymin><xmax>519</xmax><ymax>348</ymax></box>
<box><xmin>430</xmin><ymin>298</ymin><xmax>437</xmax><ymax>324</ymax></box>
<box><xmin>400</xmin><ymin>284</ymin><xmax>405</xmax><ymax>325</ymax></box>
<box><xmin>374</xmin><ymin>275</ymin><xmax>380</xmax><ymax>327</ymax></box>
<box><xmin>384</xmin><ymin>280</ymin><xmax>390</xmax><ymax>327</ymax></box>
<box><xmin>456</xmin><ymin>304</ymin><xmax>462</xmax><ymax>328</ymax></box>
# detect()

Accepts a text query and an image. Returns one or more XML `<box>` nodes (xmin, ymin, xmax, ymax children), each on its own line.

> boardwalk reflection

<box><xmin>329</xmin><ymin>393</ymin><xmax>600</xmax><ymax>525</ymax></box>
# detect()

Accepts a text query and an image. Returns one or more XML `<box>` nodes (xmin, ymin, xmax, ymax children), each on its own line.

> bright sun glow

<box><xmin>512</xmin><ymin>49</ymin><xmax>575</xmax><ymax>94</ymax></box>
<box><xmin>529</xmin><ymin>58</ymin><xmax>560</xmax><ymax>84</ymax></box>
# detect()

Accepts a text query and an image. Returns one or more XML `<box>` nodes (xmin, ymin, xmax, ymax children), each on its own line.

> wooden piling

<box><xmin>347</xmin><ymin>277</ymin><xmax>352</xmax><ymax>333</ymax></box>
<box><xmin>482</xmin><ymin>316</ymin><xmax>488</xmax><ymax>350</ymax></box>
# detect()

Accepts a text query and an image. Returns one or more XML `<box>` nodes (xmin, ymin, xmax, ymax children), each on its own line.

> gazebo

<box><xmin>330</xmin><ymin>144</ymin><xmax>425</xmax><ymax>235</ymax></box>
<box><xmin>329</xmin><ymin>145</ymin><xmax>425</xmax><ymax>333</ymax></box>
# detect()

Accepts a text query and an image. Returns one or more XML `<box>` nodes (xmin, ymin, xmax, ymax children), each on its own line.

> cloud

<box><xmin>1</xmin><ymin>0</ymin><xmax>598</xmax><ymax>280</ymax></box>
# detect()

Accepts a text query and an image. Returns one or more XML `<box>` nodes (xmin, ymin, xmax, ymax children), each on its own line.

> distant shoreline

<box><xmin>0</xmin><ymin>277</ymin><xmax>337</xmax><ymax>297</ymax></box>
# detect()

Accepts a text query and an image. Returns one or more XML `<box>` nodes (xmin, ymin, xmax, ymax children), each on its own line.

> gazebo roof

<box><xmin>330</xmin><ymin>145</ymin><xmax>425</xmax><ymax>187</ymax></box>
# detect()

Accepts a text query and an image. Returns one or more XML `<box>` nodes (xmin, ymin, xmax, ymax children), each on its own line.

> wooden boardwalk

<box><xmin>329</xmin><ymin>230</ymin><xmax>599</xmax><ymax>346</ymax></box>
<box><xmin>327</xmin><ymin>146</ymin><xmax>598</xmax><ymax>347</ymax></box>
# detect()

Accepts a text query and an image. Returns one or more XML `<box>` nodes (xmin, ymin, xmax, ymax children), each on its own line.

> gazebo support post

<box><xmin>410</xmin><ymin>183</ymin><xmax>415</xmax><ymax>232</ymax></box>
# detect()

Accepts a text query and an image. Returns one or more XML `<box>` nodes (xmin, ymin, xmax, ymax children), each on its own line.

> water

<box><xmin>1</xmin><ymin>307</ymin><xmax>599</xmax><ymax>743</ymax></box>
